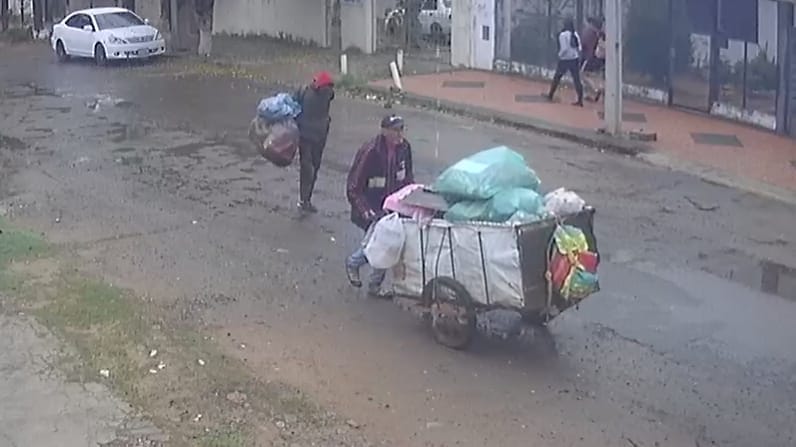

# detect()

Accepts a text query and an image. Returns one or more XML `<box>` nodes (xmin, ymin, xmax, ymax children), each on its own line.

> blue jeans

<box><xmin>346</xmin><ymin>246</ymin><xmax>387</xmax><ymax>292</ymax></box>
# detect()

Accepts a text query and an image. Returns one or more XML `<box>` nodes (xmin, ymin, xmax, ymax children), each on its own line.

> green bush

<box><xmin>746</xmin><ymin>50</ymin><xmax>777</xmax><ymax>92</ymax></box>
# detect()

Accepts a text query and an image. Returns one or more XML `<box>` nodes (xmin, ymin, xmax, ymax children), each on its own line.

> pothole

<box><xmin>0</xmin><ymin>133</ymin><xmax>28</xmax><ymax>151</ymax></box>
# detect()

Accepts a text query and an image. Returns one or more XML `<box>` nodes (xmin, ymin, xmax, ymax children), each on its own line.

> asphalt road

<box><xmin>1</xmin><ymin>42</ymin><xmax>795</xmax><ymax>447</ymax></box>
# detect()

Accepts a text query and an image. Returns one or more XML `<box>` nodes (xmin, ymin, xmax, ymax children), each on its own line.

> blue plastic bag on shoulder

<box><xmin>432</xmin><ymin>146</ymin><xmax>541</xmax><ymax>201</ymax></box>
<box><xmin>256</xmin><ymin>93</ymin><xmax>302</xmax><ymax>122</ymax></box>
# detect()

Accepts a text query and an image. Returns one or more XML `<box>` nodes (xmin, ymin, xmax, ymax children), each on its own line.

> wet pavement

<box><xmin>371</xmin><ymin>70</ymin><xmax>796</xmax><ymax>196</ymax></box>
<box><xmin>1</xmin><ymin>41</ymin><xmax>795</xmax><ymax>446</ymax></box>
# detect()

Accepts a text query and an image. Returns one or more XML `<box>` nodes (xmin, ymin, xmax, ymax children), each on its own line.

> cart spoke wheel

<box><xmin>422</xmin><ymin>277</ymin><xmax>476</xmax><ymax>350</ymax></box>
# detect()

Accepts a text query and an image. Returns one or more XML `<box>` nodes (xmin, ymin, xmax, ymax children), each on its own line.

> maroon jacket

<box><xmin>580</xmin><ymin>23</ymin><xmax>600</xmax><ymax>62</ymax></box>
<box><xmin>346</xmin><ymin>135</ymin><xmax>414</xmax><ymax>230</ymax></box>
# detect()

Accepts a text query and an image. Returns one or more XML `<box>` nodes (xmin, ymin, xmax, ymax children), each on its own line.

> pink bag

<box><xmin>260</xmin><ymin>120</ymin><xmax>299</xmax><ymax>167</ymax></box>
<box><xmin>383</xmin><ymin>184</ymin><xmax>435</xmax><ymax>222</ymax></box>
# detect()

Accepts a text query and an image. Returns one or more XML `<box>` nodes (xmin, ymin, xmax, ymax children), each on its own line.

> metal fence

<box><xmin>377</xmin><ymin>0</ymin><xmax>452</xmax><ymax>51</ymax></box>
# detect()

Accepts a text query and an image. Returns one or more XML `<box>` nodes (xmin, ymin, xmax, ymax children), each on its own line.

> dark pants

<box><xmin>298</xmin><ymin>136</ymin><xmax>326</xmax><ymax>203</ymax></box>
<box><xmin>548</xmin><ymin>58</ymin><xmax>584</xmax><ymax>104</ymax></box>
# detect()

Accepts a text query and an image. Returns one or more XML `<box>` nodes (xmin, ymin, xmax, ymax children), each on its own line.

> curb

<box><xmin>355</xmin><ymin>84</ymin><xmax>651</xmax><ymax>157</ymax></box>
<box><xmin>351</xmin><ymin>84</ymin><xmax>796</xmax><ymax>207</ymax></box>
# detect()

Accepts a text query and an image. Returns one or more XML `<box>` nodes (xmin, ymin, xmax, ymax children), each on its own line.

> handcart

<box><xmin>391</xmin><ymin>207</ymin><xmax>598</xmax><ymax>350</ymax></box>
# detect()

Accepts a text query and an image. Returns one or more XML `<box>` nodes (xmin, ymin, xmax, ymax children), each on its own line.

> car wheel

<box><xmin>94</xmin><ymin>44</ymin><xmax>107</xmax><ymax>67</ymax></box>
<box><xmin>55</xmin><ymin>40</ymin><xmax>69</xmax><ymax>63</ymax></box>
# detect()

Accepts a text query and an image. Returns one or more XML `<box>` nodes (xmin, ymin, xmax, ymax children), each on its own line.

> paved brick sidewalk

<box><xmin>371</xmin><ymin>70</ymin><xmax>796</xmax><ymax>194</ymax></box>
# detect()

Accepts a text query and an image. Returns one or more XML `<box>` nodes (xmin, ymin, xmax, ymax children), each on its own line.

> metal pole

<box><xmin>546</xmin><ymin>0</ymin><xmax>553</xmax><ymax>66</ymax></box>
<box><xmin>604</xmin><ymin>0</ymin><xmax>623</xmax><ymax>135</ymax></box>
<box><xmin>742</xmin><ymin>40</ymin><xmax>748</xmax><ymax>110</ymax></box>
<box><xmin>169</xmin><ymin>0</ymin><xmax>178</xmax><ymax>48</ymax></box>
<box><xmin>1</xmin><ymin>0</ymin><xmax>9</xmax><ymax>32</ymax></box>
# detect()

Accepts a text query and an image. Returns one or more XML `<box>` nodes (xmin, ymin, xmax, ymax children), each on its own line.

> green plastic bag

<box><xmin>432</xmin><ymin>146</ymin><xmax>541</xmax><ymax>201</ymax></box>
<box><xmin>444</xmin><ymin>200</ymin><xmax>491</xmax><ymax>222</ymax></box>
<box><xmin>489</xmin><ymin>188</ymin><xmax>542</xmax><ymax>221</ymax></box>
<box><xmin>444</xmin><ymin>188</ymin><xmax>543</xmax><ymax>223</ymax></box>
<box><xmin>553</xmin><ymin>225</ymin><xmax>589</xmax><ymax>254</ymax></box>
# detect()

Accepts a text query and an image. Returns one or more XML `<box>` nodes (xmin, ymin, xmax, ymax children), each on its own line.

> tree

<box><xmin>194</xmin><ymin>0</ymin><xmax>214</xmax><ymax>57</ymax></box>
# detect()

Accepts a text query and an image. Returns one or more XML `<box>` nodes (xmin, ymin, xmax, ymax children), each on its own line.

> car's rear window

<box><xmin>94</xmin><ymin>12</ymin><xmax>145</xmax><ymax>30</ymax></box>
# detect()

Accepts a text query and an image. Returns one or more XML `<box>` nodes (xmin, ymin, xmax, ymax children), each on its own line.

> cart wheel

<box><xmin>422</xmin><ymin>277</ymin><xmax>476</xmax><ymax>350</ymax></box>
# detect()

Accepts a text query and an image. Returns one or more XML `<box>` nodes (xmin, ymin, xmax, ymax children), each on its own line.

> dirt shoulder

<box><xmin>0</xmin><ymin>218</ymin><xmax>370</xmax><ymax>446</ymax></box>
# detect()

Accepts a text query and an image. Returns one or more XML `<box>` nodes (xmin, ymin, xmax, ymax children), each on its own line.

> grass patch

<box><xmin>0</xmin><ymin>219</ymin><xmax>48</xmax><ymax>265</ymax></box>
<box><xmin>27</xmin><ymin>274</ymin><xmax>260</xmax><ymax>444</ymax></box>
<box><xmin>200</xmin><ymin>430</ymin><xmax>246</xmax><ymax>447</ymax></box>
<box><xmin>336</xmin><ymin>73</ymin><xmax>366</xmax><ymax>90</ymax></box>
<box><xmin>0</xmin><ymin>27</ymin><xmax>33</xmax><ymax>43</ymax></box>
<box><xmin>43</xmin><ymin>278</ymin><xmax>133</xmax><ymax>329</ymax></box>
<box><xmin>0</xmin><ymin>217</ymin><xmax>354</xmax><ymax>446</ymax></box>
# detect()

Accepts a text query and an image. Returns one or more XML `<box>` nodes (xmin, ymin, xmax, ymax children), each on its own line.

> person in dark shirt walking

<box><xmin>295</xmin><ymin>71</ymin><xmax>335</xmax><ymax>213</ymax></box>
<box><xmin>546</xmin><ymin>18</ymin><xmax>584</xmax><ymax>106</ymax></box>
<box><xmin>345</xmin><ymin>115</ymin><xmax>414</xmax><ymax>299</ymax></box>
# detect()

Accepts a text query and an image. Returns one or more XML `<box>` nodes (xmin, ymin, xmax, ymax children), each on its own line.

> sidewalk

<box><xmin>0</xmin><ymin>313</ymin><xmax>166</xmax><ymax>447</ymax></box>
<box><xmin>370</xmin><ymin>70</ymin><xmax>796</xmax><ymax>197</ymax></box>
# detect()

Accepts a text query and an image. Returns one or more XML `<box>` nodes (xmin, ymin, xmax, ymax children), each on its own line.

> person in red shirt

<box><xmin>345</xmin><ymin>115</ymin><xmax>414</xmax><ymax>299</ymax></box>
<box><xmin>580</xmin><ymin>17</ymin><xmax>605</xmax><ymax>102</ymax></box>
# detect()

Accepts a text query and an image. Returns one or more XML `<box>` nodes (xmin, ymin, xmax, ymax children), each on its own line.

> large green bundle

<box><xmin>432</xmin><ymin>146</ymin><xmax>541</xmax><ymax>201</ymax></box>
<box><xmin>444</xmin><ymin>188</ymin><xmax>543</xmax><ymax>223</ymax></box>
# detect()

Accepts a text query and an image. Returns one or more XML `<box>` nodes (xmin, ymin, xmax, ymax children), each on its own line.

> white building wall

<box><xmin>213</xmin><ymin>0</ymin><xmax>328</xmax><ymax>47</ymax></box>
<box><xmin>451</xmin><ymin>0</ymin><xmax>472</xmax><ymax>67</ymax></box>
<box><xmin>341</xmin><ymin>0</ymin><xmax>376</xmax><ymax>53</ymax></box>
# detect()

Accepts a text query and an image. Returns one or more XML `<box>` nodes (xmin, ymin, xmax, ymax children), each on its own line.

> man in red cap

<box><xmin>294</xmin><ymin>71</ymin><xmax>335</xmax><ymax>213</ymax></box>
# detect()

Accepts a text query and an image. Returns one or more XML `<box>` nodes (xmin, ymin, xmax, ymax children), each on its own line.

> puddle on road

<box><xmin>608</xmin><ymin>247</ymin><xmax>796</xmax><ymax>302</ymax></box>
<box><xmin>1</xmin><ymin>83</ymin><xmax>60</xmax><ymax>99</ymax></box>
<box><xmin>116</xmin><ymin>156</ymin><xmax>144</xmax><ymax>166</ymax></box>
<box><xmin>25</xmin><ymin>127</ymin><xmax>54</xmax><ymax>134</ymax></box>
<box><xmin>0</xmin><ymin>133</ymin><xmax>28</xmax><ymax>151</ymax></box>
<box><xmin>34</xmin><ymin>106</ymin><xmax>72</xmax><ymax>114</ymax></box>
<box><xmin>107</xmin><ymin>123</ymin><xmax>150</xmax><ymax>143</ymax></box>
<box><xmin>165</xmin><ymin>141</ymin><xmax>214</xmax><ymax>158</ymax></box>
<box><xmin>760</xmin><ymin>260</ymin><xmax>796</xmax><ymax>302</ymax></box>
<box><xmin>699</xmin><ymin>256</ymin><xmax>796</xmax><ymax>302</ymax></box>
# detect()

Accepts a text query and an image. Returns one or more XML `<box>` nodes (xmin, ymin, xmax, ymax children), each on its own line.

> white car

<box><xmin>51</xmin><ymin>7</ymin><xmax>165</xmax><ymax>66</ymax></box>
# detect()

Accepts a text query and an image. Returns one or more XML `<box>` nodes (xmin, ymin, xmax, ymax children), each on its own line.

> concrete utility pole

<box><xmin>604</xmin><ymin>0</ymin><xmax>623</xmax><ymax>136</ymax></box>
<box><xmin>169</xmin><ymin>0</ymin><xmax>178</xmax><ymax>50</ymax></box>
<box><xmin>1</xmin><ymin>0</ymin><xmax>9</xmax><ymax>32</ymax></box>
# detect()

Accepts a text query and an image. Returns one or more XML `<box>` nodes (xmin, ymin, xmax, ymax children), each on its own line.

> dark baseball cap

<box><xmin>380</xmin><ymin>114</ymin><xmax>405</xmax><ymax>130</ymax></box>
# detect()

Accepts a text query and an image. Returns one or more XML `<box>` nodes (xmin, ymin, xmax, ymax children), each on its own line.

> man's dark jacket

<box><xmin>346</xmin><ymin>135</ymin><xmax>414</xmax><ymax>230</ymax></box>
<box><xmin>295</xmin><ymin>85</ymin><xmax>334</xmax><ymax>143</ymax></box>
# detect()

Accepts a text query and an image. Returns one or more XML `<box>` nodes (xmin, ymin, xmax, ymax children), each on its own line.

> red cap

<box><xmin>312</xmin><ymin>71</ymin><xmax>334</xmax><ymax>88</ymax></box>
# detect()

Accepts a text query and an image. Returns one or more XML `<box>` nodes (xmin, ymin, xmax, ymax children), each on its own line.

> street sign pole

<box><xmin>604</xmin><ymin>0</ymin><xmax>623</xmax><ymax>135</ymax></box>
